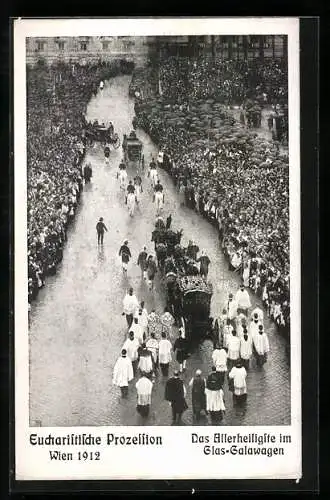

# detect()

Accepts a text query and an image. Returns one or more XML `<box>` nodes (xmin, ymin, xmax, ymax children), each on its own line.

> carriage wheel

<box><xmin>113</xmin><ymin>134</ymin><xmax>121</xmax><ymax>149</ymax></box>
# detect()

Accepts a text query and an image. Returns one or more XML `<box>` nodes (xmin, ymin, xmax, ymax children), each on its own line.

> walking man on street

<box><xmin>96</xmin><ymin>217</ymin><xmax>108</xmax><ymax>245</ymax></box>
<box><xmin>158</xmin><ymin>331</ymin><xmax>172</xmax><ymax>376</ymax></box>
<box><xmin>146</xmin><ymin>332</ymin><xmax>159</xmax><ymax>374</ymax></box>
<box><xmin>227</xmin><ymin>329</ymin><xmax>241</xmax><ymax>370</ymax></box>
<box><xmin>113</xmin><ymin>349</ymin><xmax>134</xmax><ymax>398</ymax></box>
<box><xmin>252</xmin><ymin>324</ymin><xmax>270</xmax><ymax>367</ymax></box>
<box><xmin>189</xmin><ymin>369</ymin><xmax>207</xmax><ymax>422</ymax></box>
<box><xmin>211</xmin><ymin>345</ymin><xmax>228</xmax><ymax>387</ymax></box>
<box><xmin>165</xmin><ymin>370</ymin><xmax>188</xmax><ymax>425</ymax></box>
<box><xmin>137</xmin><ymin>246</ymin><xmax>148</xmax><ymax>280</ymax></box>
<box><xmin>166</xmin><ymin>214</ymin><xmax>172</xmax><ymax>230</ymax></box>
<box><xmin>227</xmin><ymin>293</ymin><xmax>238</xmax><ymax>321</ymax></box>
<box><xmin>136</xmin><ymin>375</ymin><xmax>153</xmax><ymax>418</ymax></box>
<box><xmin>122</xmin><ymin>287</ymin><xmax>139</xmax><ymax>330</ymax></box>
<box><xmin>235</xmin><ymin>284</ymin><xmax>252</xmax><ymax>316</ymax></box>
<box><xmin>122</xmin><ymin>331</ymin><xmax>140</xmax><ymax>376</ymax></box>
<box><xmin>131</xmin><ymin>316</ymin><xmax>144</xmax><ymax>345</ymax></box>
<box><xmin>240</xmin><ymin>329</ymin><xmax>253</xmax><ymax>370</ymax></box>
<box><xmin>197</xmin><ymin>250</ymin><xmax>211</xmax><ymax>279</ymax></box>
<box><xmin>138</xmin><ymin>343</ymin><xmax>153</xmax><ymax>377</ymax></box>
<box><xmin>146</xmin><ymin>255</ymin><xmax>157</xmax><ymax>291</ymax></box>
<box><xmin>205</xmin><ymin>366</ymin><xmax>226</xmax><ymax>424</ymax></box>
<box><xmin>135</xmin><ymin>306</ymin><xmax>148</xmax><ymax>338</ymax></box>
<box><xmin>173</xmin><ymin>328</ymin><xmax>189</xmax><ymax>373</ymax></box>
<box><xmin>228</xmin><ymin>360</ymin><xmax>248</xmax><ymax>404</ymax></box>
<box><xmin>119</xmin><ymin>240</ymin><xmax>132</xmax><ymax>275</ymax></box>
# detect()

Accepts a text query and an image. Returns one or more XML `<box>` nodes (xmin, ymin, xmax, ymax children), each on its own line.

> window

<box><xmin>232</xmin><ymin>36</ymin><xmax>238</xmax><ymax>48</ymax></box>
<box><xmin>80</xmin><ymin>41</ymin><xmax>88</xmax><ymax>51</ymax></box>
<box><xmin>102</xmin><ymin>41</ymin><xmax>109</xmax><ymax>50</ymax></box>
<box><xmin>249</xmin><ymin>35</ymin><xmax>259</xmax><ymax>48</ymax></box>
<box><xmin>57</xmin><ymin>41</ymin><xmax>65</xmax><ymax>51</ymax></box>
<box><xmin>36</xmin><ymin>41</ymin><xmax>45</xmax><ymax>51</ymax></box>
<box><xmin>264</xmin><ymin>36</ymin><xmax>273</xmax><ymax>49</ymax></box>
<box><xmin>221</xmin><ymin>36</ymin><xmax>229</xmax><ymax>49</ymax></box>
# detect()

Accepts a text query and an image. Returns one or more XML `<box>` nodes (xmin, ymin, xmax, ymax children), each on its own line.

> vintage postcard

<box><xmin>14</xmin><ymin>17</ymin><xmax>301</xmax><ymax>481</ymax></box>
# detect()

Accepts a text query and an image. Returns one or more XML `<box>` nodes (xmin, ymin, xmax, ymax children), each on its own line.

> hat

<box><xmin>196</xmin><ymin>369</ymin><xmax>202</xmax><ymax>376</ymax></box>
<box><xmin>99</xmin><ymin>217</ymin><xmax>103</xmax><ymax>221</ymax></box>
<box><xmin>173</xmin><ymin>370</ymin><xmax>179</xmax><ymax>376</ymax></box>
<box><xmin>121</xmin><ymin>349</ymin><xmax>127</xmax><ymax>357</ymax></box>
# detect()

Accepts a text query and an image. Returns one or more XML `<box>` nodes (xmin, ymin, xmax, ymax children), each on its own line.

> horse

<box><xmin>154</xmin><ymin>191</ymin><xmax>164</xmax><ymax>216</ymax></box>
<box><xmin>135</xmin><ymin>184</ymin><xmax>142</xmax><ymax>205</ymax></box>
<box><xmin>155</xmin><ymin>242</ymin><xmax>167</xmax><ymax>272</ymax></box>
<box><xmin>118</xmin><ymin>169</ymin><xmax>127</xmax><ymax>190</ymax></box>
<box><xmin>149</xmin><ymin>168</ymin><xmax>158</xmax><ymax>188</ymax></box>
<box><xmin>126</xmin><ymin>192</ymin><xmax>136</xmax><ymax>217</ymax></box>
<box><xmin>151</xmin><ymin>228</ymin><xmax>166</xmax><ymax>250</ymax></box>
<box><xmin>165</xmin><ymin>271</ymin><xmax>178</xmax><ymax>311</ymax></box>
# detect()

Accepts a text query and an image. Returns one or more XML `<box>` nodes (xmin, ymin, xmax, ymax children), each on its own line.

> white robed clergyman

<box><xmin>131</xmin><ymin>317</ymin><xmax>144</xmax><ymax>345</ymax></box>
<box><xmin>227</xmin><ymin>293</ymin><xmax>238</xmax><ymax>320</ymax></box>
<box><xmin>113</xmin><ymin>349</ymin><xmax>134</xmax><ymax>397</ymax></box>
<box><xmin>227</xmin><ymin>332</ymin><xmax>241</xmax><ymax>363</ymax></box>
<box><xmin>252</xmin><ymin>325</ymin><xmax>270</xmax><ymax>365</ymax></box>
<box><xmin>235</xmin><ymin>285</ymin><xmax>252</xmax><ymax>313</ymax></box>
<box><xmin>250</xmin><ymin>306</ymin><xmax>264</xmax><ymax>323</ymax></box>
<box><xmin>249</xmin><ymin>316</ymin><xmax>262</xmax><ymax>338</ymax></box>
<box><xmin>205</xmin><ymin>367</ymin><xmax>226</xmax><ymax>417</ymax></box>
<box><xmin>136</xmin><ymin>376</ymin><xmax>153</xmax><ymax>405</ymax></box>
<box><xmin>122</xmin><ymin>333</ymin><xmax>140</xmax><ymax>373</ymax></box>
<box><xmin>211</xmin><ymin>347</ymin><xmax>228</xmax><ymax>372</ymax></box>
<box><xmin>134</xmin><ymin>307</ymin><xmax>148</xmax><ymax>336</ymax></box>
<box><xmin>146</xmin><ymin>334</ymin><xmax>159</xmax><ymax>365</ymax></box>
<box><xmin>236</xmin><ymin>312</ymin><xmax>247</xmax><ymax>338</ymax></box>
<box><xmin>229</xmin><ymin>363</ymin><xmax>247</xmax><ymax>397</ymax></box>
<box><xmin>136</xmin><ymin>376</ymin><xmax>153</xmax><ymax>417</ymax></box>
<box><xmin>240</xmin><ymin>333</ymin><xmax>253</xmax><ymax>368</ymax></box>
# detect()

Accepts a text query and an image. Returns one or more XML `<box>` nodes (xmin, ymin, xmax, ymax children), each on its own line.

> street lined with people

<box><xmin>29</xmin><ymin>69</ymin><xmax>290</xmax><ymax>428</ymax></box>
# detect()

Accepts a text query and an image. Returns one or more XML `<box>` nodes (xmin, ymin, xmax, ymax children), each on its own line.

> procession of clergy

<box><xmin>112</xmin><ymin>159</ymin><xmax>271</xmax><ymax>425</ymax></box>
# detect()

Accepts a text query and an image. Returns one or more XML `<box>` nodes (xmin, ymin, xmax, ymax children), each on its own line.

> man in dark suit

<box><xmin>165</xmin><ymin>370</ymin><xmax>188</xmax><ymax>425</ymax></box>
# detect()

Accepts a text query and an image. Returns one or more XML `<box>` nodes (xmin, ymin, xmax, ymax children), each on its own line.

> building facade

<box><xmin>26</xmin><ymin>35</ymin><xmax>287</xmax><ymax>68</ymax></box>
<box><xmin>148</xmin><ymin>35</ymin><xmax>288</xmax><ymax>61</ymax></box>
<box><xmin>26</xmin><ymin>36</ymin><xmax>149</xmax><ymax>67</ymax></box>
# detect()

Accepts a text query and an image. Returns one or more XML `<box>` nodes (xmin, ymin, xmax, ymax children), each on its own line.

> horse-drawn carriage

<box><xmin>122</xmin><ymin>131</ymin><xmax>143</xmax><ymax>164</ymax></box>
<box><xmin>178</xmin><ymin>276</ymin><xmax>213</xmax><ymax>345</ymax></box>
<box><xmin>165</xmin><ymin>272</ymin><xmax>213</xmax><ymax>346</ymax></box>
<box><xmin>84</xmin><ymin>121</ymin><xmax>121</xmax><ymax>149</ymax></box>
<box><xmin>151</xmin><ymin>219</ymin><xmax>213</xmax><ymax>347</ymax></box>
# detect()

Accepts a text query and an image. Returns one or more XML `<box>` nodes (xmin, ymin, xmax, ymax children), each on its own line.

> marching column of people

<box><xmin>86</xmin><ymin>126</ymin><xmax>272</xmax><ymax>425</ymax></box>
<box><xmin>112</xmin><ymin>236</ymin><xmax>271</xmax><ymax>425</ymax></box>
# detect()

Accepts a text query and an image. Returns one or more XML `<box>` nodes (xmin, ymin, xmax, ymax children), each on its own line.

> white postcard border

<box><xmin>14</xmin><ymin>17</ymin><xmax>301</xmax><ymax>481</ymax></box>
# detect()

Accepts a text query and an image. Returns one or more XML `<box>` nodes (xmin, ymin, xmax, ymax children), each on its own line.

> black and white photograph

<box><xmin>14</xmin><ymin>17</ymin><xmax>301</xmax><ymax>481</ymax></box>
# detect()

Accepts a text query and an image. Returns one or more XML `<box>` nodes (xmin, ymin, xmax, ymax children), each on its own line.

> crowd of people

<box><xmin>113</xmin><ymin>280</ymin><xmax>271</xmax><ymax>425</ymax></box>
<box><xmin>133</xmin><ymin>57</ymin><xmax>290</xmax><ymax>338</ymax></box>
<box><xmin>27</xmin><ymin>60</ymin><xmax>134</xmax><ymax>304</ymax></box>
<box><xmin>158</xmin><ymin>57</ymin><xmax>287</xmax><ymax>105</ymax></box>
<box><xmin>157</xmin><ymin>56</ymin><xmax>288</xmax><ymax>142</ymax></box>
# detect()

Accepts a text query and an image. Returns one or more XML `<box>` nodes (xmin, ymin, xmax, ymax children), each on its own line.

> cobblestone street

<box><xmin>29</xmin><ymin>75</ymin><xmax>290</xmax><ymax>427</ymax></box>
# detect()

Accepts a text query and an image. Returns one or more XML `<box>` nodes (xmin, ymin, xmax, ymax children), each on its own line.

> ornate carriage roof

<box><xmin>178</xmin><ymin>276</ymin><xmax>213</xmax><ymax>295</ymax></box>
<box><xmin>126</xmin><ymin>137</ymin><xmax>143</xmax><ymax>148</ymax></box>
